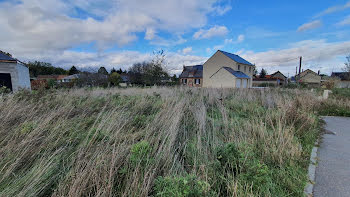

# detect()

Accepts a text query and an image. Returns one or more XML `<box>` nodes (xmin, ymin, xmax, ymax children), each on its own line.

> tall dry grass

<box><xmin>0</xmin><ymin>87</ymin><xmax>343</xmax><ymax>196</ymax></box>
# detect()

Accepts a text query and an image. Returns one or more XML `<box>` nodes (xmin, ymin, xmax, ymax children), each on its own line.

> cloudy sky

<box><xmin>1</xmin><ymin>0</ymin><xmax>350</xmax><ymax>76</ymax></box>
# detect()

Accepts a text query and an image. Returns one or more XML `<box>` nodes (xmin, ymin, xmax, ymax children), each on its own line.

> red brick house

<box><xmin>179</xmin><ymin>65</ymin><xmax>203</xmax><ymax>87</ymax></box>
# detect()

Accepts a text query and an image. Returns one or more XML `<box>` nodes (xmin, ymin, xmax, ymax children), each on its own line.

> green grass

<box><xmin>0</xmin><ymin>87</ymin><xmax>347</xmax><ymax>196</ymax></box>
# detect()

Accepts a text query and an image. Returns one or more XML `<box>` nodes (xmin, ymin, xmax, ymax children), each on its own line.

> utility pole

<box><xmin>298</xmin><ymin>56</ymin><xmax>302</xmax><ymax>84</ymax></box>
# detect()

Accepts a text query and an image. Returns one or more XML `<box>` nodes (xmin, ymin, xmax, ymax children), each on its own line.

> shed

<box><xmin>0</xmin><ymin>52</ymin><xmax>31</xmax><ymax>92</ymax></box>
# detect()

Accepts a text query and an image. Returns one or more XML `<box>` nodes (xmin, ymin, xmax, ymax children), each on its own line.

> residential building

<box><xmin>296</xmin><ymin>69</ymin><xmax>321</xmax><ymax>86</ymax></box>
<box><xmin>331</xmin><ymin>72</ymin><xmax>350</xmax><ymax>88</ymax></box>
<box><xmin>179</xmin><ymin>65</ymin><xmax>203</xmax><ymax>87</ymax></box>
<box><xmin>0</xmin><ymin>52</ymin><xmax>31</xmax><ymax>92</ymax></box>
<box><xmin>253</xmin><ymin>71</ymin><xmax>287</xmax><ymax>87</ymax></box>
<box><xmin>203</xmin><ymin>50</ymin><xmax>254</xmax><ymax>88</ymax></box>
<box><xmin>120</xmin><ymin>74</ymin><xmax>131</xmax><ymax>87</ymax></box>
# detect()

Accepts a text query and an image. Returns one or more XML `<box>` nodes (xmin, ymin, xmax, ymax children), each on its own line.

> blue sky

<box><xmin>0</xmin><ymin>0</ymin><xmax>350</xmax><ymax>76</ymax></box>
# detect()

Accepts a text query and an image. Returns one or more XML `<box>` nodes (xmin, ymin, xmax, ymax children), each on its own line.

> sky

<box><xmin>0</xmin><ymin>0</ymin><xmax>350</xmax><ymax>76</ymax></box>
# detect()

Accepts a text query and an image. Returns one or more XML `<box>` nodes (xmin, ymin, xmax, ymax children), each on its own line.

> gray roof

<box><xmin>63</xmin><ymin>74</ymin><xmax>80</xmax><ymax>80</ymax></box>
<box><xmin>179</xmin><ymin>65</ymin><xmax>203</xmax><ymax>78</ymax></box>
<box><xmin>0</xmin><ymin>52</ymin><xmax>16</xmax><ymax>62</ymax></box>
<box><xmin>219</xmin><ymin>50</ymin><xmax>253</xmax><ymax>66</ymax></box>
<box><xmin>223</xmin><ymin>67</ymin><xmax>250</xmax><ymax>79</ymax></box>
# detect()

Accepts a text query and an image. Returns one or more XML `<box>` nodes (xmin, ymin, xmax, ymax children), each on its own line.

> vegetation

<box><xmin>27</xmin><ymin>61</ymin><xmax>68</xmax><ymax>77</ymax></box>
<box><xmin>0</xmin><ymin>87</ymin><xmax>349</xmax><ymax>196</ymax></box>
<box><xmin>259</xmin><ymin>68</ymin><xmax>267</xmax><ymax>78</ymax></box>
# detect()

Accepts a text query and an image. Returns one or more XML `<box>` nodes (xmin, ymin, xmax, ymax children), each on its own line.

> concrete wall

<box><xmin>16</xmin><ymin>63</ymin><xmax>31</xmax><ymax>90</ymax></box>
<box><xmin>253</xmin><ymin>80</ymin><xmax>279</xmax><ymax>87</ymax></box>
<box><xmin>203</xmin><ymin>51</ymin><xmax>253</xmax><ymax>88</ymax></box>
<box><xmin>300</xmin><ymin>72</ymin><xmax>321</xmax><ymax>84</ymax></box>
<box><xmin>0</xmin><ymin>62</ymin><xmax>31</xmax><ymax>92</ymax></box>
<box><xmin>336</xmin><ymin>81</ymin><xmax>350</xmax><ymax>88</ymax></box>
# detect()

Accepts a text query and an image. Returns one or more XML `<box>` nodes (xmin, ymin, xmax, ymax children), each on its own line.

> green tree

<box><xmin>98</xmin><ymin>67</ymin><xmax>108</xmax><ymax>75</ymax></box>
<box><xmin>110</xmin><ymin>68</ymin><xmax>117</xmax><ymax>74</ymax></box>
<box><xmin>68</xmin><ymin>66</ymin><xmax>79</xmax><ymax>75</ymax></box>
<box><xmin>259</xmin><ymin>68</ymin><xmax>267</xmax><ymax>78</ymax></box>
<box><xmin>108</xmin><ymin>72</ymin><xmax>122</xmax><ymax>86</ymax></box>
<box><xmin>27</xmin><ymin>61</ymin><xmax>67</xmax><ymax>77</ymax></box>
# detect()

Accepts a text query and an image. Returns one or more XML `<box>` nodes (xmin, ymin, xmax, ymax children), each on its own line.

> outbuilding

<box><xmin>0</xmin><ymin>52</ymin><xmax>31</xmax><ymax>92</ymax></box>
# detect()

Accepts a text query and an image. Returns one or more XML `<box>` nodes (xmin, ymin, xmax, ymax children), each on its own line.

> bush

<box><xmin>130</xmin><ymin>141</ymin><xmax>152</xmax><ymax>166</ymax></box>
<box><xmin>154</xmin><ymin>175</ymin><xmax>214</xmax><ymax>197</ymax></box>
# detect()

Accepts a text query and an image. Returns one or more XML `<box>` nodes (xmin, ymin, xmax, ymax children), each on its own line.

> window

<box><xmin>195</xmin><ymin>79</ymin><xmax>200</xmax><ymax>84</ymax></box>
<box><xmin>238</xmin><ymin>64</ymin><xmax>241</xmax><ymax>71</ymax></box>
<box><xmin>183</xmin><ymin>79</ymin><xmax>187</xmax><ymax>84</ymax></box>
<box><xmin>249</xmin><ymin>67</ymin><xmax>251</xmax><ymax>73</ymax></box>
<box><xmin>244</xmin><ymin>66</ymin><xmax>246</xmax><ymax>72</ymax></box>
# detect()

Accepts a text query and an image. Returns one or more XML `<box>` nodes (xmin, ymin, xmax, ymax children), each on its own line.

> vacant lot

<box><xmin>0</xmin><ymin>87</ymin><xmax>349</xmax><ymax>196</ymax></box>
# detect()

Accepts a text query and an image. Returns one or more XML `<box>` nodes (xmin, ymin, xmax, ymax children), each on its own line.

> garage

<box><xmin>236</xmin><ymin>78</ymin><xmax>241</xmax><ymax>88</ymax></box>
<box><xmin>0</xmin><ymin>52</ymin><xmax>31</xmax><ymax>92</ymax></box>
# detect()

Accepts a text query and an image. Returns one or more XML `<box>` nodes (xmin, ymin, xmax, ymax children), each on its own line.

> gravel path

<box><xmin>313</xmin><ymin>116</ymin><xmax>350</xmax><ymax>197</ymax></box>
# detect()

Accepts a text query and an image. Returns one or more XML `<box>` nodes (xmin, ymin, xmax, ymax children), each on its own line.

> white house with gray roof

<box><xmin>203</xmin><ymin>50</ymin><xmax>254</xmax><ymax>88</ymax></box>
<box><xmin>0</xmin><ymin>52</ymin><xmax>31</xmax><ymax>92</ymax></box>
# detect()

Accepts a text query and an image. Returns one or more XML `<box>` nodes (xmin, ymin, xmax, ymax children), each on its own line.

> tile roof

<box><xmin>0</xmin><ymin>52</ymin><xmax>17</xmax><ymax>62</ymax></box>
<box><xmin>218</xmin><ymin>50</ymin><xmax>253</xmax><ymax>66</ymax></box>
<box><xmin>179</xmin><ymin>65</ymin><xmax>203</xmax><ymax>78</ymax></box>
<box><xmin>223</xmin><ymin>67</ymin><xmax>250</xmax><ymax>79</ymax></box>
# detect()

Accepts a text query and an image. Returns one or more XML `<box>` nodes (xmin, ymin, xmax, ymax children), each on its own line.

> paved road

<box><xmin>313</xmin><ymin>116</ymin><xmax>350</xmax><ymax>197</ymax></box>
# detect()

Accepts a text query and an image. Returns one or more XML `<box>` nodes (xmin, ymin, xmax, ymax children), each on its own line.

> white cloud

<box><xmin>237</xmin><ymin>34</ymin><xmax>245</xmax><ymax>43</ymax></box>
<box><xmin>182</xmin><ymin>47</ymin><xmax>193</xmax><ymax>54</ymax></box>
<box><xmin>193</xmin><ymin>25</ymin><xmax>229</xmax><ymax>39</ymax></box>
<box><xmin>0</xmin><ymin>0</ymin><xmax>226</xmax><ymax>55</ymax></box>
<box><xmin>336</xmin><ymin>15</ymin><xmax>350</xmax><ymax>26</ymax></box>
<box><xmin>145</xmin><ymin>28</ymin><xmax>156</xmax><ymax>40</ymax></box>
<box><xmin>297</xmin><ymin>20</ymin><xmax>322</xmax><ymax>32</ymax></box>
<box><xmin>238</xmin><ymin>39</ymin><xmax>350</xmax><ymax>74</ymax></box>
<box><xmin>315</xmin><ymin>1</ymin><xmax>350</xmax><ymax>18</ymax></box>
<box><xmin>213</xmin><ymin>5</ymin><xmax>232</xmax><ymax>16</ymax></box>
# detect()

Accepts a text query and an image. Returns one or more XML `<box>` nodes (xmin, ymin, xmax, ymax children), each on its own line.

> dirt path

<box><xmin>313</xmin><ymin>116</ymin><xmax>350</xmax><ymax>197</ymax></box>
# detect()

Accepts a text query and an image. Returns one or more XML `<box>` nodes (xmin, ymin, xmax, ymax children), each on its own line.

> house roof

<box><xmin>63</xmin><ymin>74</ymin><xmax>80</xmax><ymax>80</ymax></box>
<box><xmin>0</xmin><ymin>52</ymin><xmax>17</xmax><ymax>62</ymax></box>
<box><xmin>271</xmin><ymin>71</ymin><xmax>287</xmax><ymax>79</ymax></box>
<box><xmin>120</xmin><ymin>74</ymin><xmax>130</xmax><ymax>82</ymax></box>
<box><xmin>331</xmin><ymin>72</ymin><xmax>350</xmax><ymax>80</ymax></box>
<box><xmin>218</xmin><ymin>50</ymin><xmax>254</xmax><ymax>66</ymax></box>
<box><xmin>179</xmin><ymin>65</ymin><xmax>203</xmax><ymax>78</ymax></box>
<box><xmin>223</xmin><ymin>67</ymin><xmax>250</xmax><ymax>79</ymax></box>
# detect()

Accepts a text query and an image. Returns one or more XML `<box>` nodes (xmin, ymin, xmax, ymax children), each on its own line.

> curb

<box><xmin>304</xmin><ymin>140</ymin><xmax>319</xmax><ymax>197</ymax></box>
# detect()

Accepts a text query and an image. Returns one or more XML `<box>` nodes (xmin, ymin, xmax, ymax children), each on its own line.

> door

<box><xmin>242</xmin><ymin>79</ymin><xmax>247</xmax><ymax>88</ymax></box>
<box><xmin>0</xmin><ymin>73</ymin><xmax>12</xmax><ymax>91</ymax></box>
<box><xmin>236</xmin><ymin>79</ymin><xmax>241</xmax><ymax>88</ymax></box>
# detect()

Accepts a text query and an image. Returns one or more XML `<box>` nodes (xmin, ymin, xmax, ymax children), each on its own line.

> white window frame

<box><xmin>195</xmin><ymin>79</ymin><xmax>200</xmax><ymax>84</ymax></box>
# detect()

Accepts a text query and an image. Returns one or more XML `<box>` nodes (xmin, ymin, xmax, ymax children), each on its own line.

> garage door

<box><xmin>0</xmin><ymin>73</ymin><xmax>12</xmax><ymax>91</ymax></box>
<box><xmin>242</xmin><ymin>79</ymin><xmax>247</xmax><ymax>88</ymax></box>
<box><xmin>236</xmin><ymin>79</ymin><xmax>241</xmax><ymax>88</ymax></box>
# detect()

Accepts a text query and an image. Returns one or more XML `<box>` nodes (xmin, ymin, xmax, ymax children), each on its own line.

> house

<box><xmin>120</xmin><ymin>74</ymin><xmax>131</xmax><ymax>87</ymax></box>
<box><xmin>331</xmin><ymin>72</ymin><xmax>350</xmax><ymax>88</ymax></box>
<box><xmin>295</xmin><ymin>69</ymin><xmax>321</xmax><ymax>86</ymax></box>
<box><xmin>61</xmin><ymin>74</ymin><xmax>79</xmax><ymax>83</ymax></box>
<box><xmin>37</xmin><ymin>75</ymin><xmax>68</xmax><ymax>82</ymax></box>
<box><xmin>203</xmin><ymin>50</ymin><xmax>254</xmax><ymax>88</ymax></box>
<box><xmin>0</xmin><ymin>52</ymin><xmax>31</xmax><ymax>92</ymax></box>
<box><xmin>253</xmin><ymin>71</ymin><xmax>287</xmax><ymax>87</ymax></box>
<box><xmin>179</xmin><ymin>65</ymin><xmax>203</xmax><ymax>87</ymax></box>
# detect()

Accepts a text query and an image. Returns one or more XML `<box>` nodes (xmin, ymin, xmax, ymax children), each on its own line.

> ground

<box><xmin>313</xmin><ymin>116</ymin><xmax>350</xmax><ymax>197</ymax></box>
<box><xmin>0</xmin><ymin>87</ymin><xmax>349</xmax><ymax>197</ymax></box>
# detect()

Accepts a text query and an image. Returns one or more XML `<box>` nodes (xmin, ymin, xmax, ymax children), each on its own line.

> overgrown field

<box><xmin>0</xmin><ymin>87</ymin><xmax>349</xmax><ymax>196</ymax></box>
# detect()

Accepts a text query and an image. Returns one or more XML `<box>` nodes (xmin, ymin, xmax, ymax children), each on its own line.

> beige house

<box><xmin>296</xmin><ymin>69</ymin><xmax>321</xmax><ymax>86</ymax></box>
<box><xmin>203</xmin><ymin>50</ymin><xmax>254</xmax><ymax>88</ymax></box>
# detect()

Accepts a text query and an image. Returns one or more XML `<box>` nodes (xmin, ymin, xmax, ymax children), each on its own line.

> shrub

<box><xmin>154</xmin><ymin>175</ymin><xmax>214</xmax><ymax>197</ymax></box>
<box><xmin>130</xmin><ymin>140</ymin><xmax>152</xmax><ymax>166</ymax></box>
